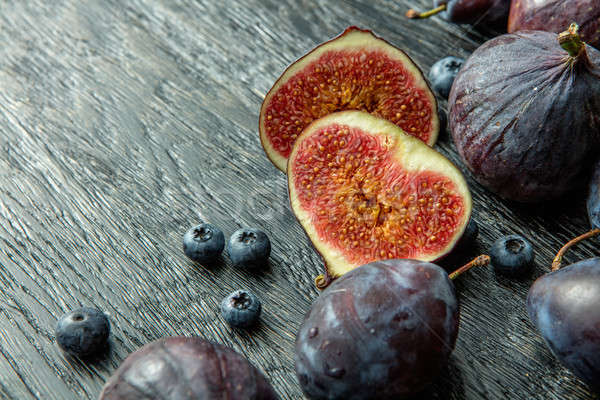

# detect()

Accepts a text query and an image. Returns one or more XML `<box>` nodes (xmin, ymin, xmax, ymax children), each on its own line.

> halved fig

<box><xmin>260</xmin><ymin>26</ymin><xmax>439</xmax><ymax>172</ymax></box>
<box><xmin>288</xmin><ymin>111</ymin><xmax>471</xmax><ymax>287</ymax></box>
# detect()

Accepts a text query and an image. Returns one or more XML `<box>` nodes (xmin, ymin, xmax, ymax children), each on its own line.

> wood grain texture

<box><xmin>0</xmin><ymin>0</ymin><xmax>597</xmax><ymax>399</ymax></box>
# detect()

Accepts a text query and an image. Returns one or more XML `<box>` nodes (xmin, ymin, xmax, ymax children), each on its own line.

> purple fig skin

<box><xmin>509</xmin><ymin>0</ymin><xmax>600</xmax><ymax>49</ymax></box>
<box><xmin>435</xmin><ymin>0</ymin><xmax>510</xmax><ymax>26</ymax></box>
<box><xmin>295</xmin><ymin>259</ymin><xmax>459</xmax><ymax>399</ymax></box>
<box><xmin>588</xmin><ymin>160</ymin><xmax>600</xmax><ymax>229</ymax></box>
<box><xmin>99</xmin><ymin>337</ymin><xmax>278</xmax><ymax>400</ymax></box>
<box><xmin>527</xmin><ymin>258</ymin><xmax>600</xmax><ymax>388</ymax></box>
<box><xmin>449</xmin><ymin>30</ymin><xmax>600</xmax><ymax>203</ymax></box>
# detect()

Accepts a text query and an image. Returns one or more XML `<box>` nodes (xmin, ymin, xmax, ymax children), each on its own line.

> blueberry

<box><xmin>428</xmin><ymin>56</ymin><xmax>465</xmax><ymax>99</ymax></box>
<box><xmin>490</xmin><ymin>234</ymin><xmax>534</xmax><ymax>277</ymax></box>
<box><xmin>56</xmin><ymin>307</ymin><xmax>110</xmax><ymax>357</ymax></box>
<box><xmin>227</xmin><ymin>228</ymin><xmax>271</xmax><ymax>268</ymax></box>
<box><xmin>183</xmin><ymin>223</ymin><xmax>225</xmax><ymax>263</ymax></box>
<box><xmin>221</xmin><ymin>290</ymin><xmax>262</xmax><ymax>329</ymax></box>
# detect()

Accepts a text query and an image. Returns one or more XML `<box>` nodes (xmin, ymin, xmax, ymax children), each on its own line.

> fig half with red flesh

<box><xmin>508</xmin><ymin>0</ymin><xmax>600</xmax><ymax>48</ymax></box>
<box><xmin>449</xmin><ymin>24</ymin><xmax>600</xmax><ymax>203</ymax></box>
<box><xmin>260</xmin><ymin>27</ymin><xmax>439</xmax><ymax>172</ymax></box>
<box><xmin>288</xmin><ymin>111</ymin><xmax>471</xmax><ymax>286</ymax></box>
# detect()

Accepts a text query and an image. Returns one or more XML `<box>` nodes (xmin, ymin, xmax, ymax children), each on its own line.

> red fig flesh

<box><xmin>288</xmin><ymin>111</ymin><xmax>471</xmax><ymax>284</ymax></box>
<box><xmin>260</xmin><ymin>27</ymin><xmax>439</xmax><ymax>171</ymax></box>
<box><xmin>449</xmin><ymin>26</ymin><xmax>600</xmax><ymax>202</ymax></box>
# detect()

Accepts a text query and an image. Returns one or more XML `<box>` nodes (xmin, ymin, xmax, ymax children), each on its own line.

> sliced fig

<box><xmin>260</xmin><ymin>26</ymin><xmax>439</xmax><ymax>171</ymax></box>
<box><xmin>449</xmin><ymin>24</ymin><xmax>600</xmax><ymax>202</ymax></box>
<box><xmin>99</xmin><ymin>337</ymin><xmax>278</xmax><ymax>400</ymax></box>
<box><xmin>288</xmin><ymin>111</ymin><xmax>471</xmax><ymax>286</ymax></box>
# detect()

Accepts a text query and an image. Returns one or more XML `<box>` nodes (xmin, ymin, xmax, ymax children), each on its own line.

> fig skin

<box><xmin>99</xmin><ymin>337</ymin><xmax>278</xmax><ymax>400</ymax></box>
<box><xmin>449</xmin><ymin>29</ymin><xmax>600</xmax><ymax>203</ymax></box>
<box><xmin>434</xmin><ymin>0</ymin><xmax>510</xmax><ymax>26</ymax></box>
<box><xmin>295</xmin><ymin>259</ymin><xmax>459</xmax><ymax>399</ymax></box>
<box><xmin>508</xmin><ymin>0</ymin><xmax>600</xmax><ymax>49</ymax></box>
<box><xmin>287</xmin><ymin>111</ymin><xmax>472</xmax><ymax>286</ymax></box>
<box><xmin>259</xmin><ymin>26</ymin><xmax>439</xmax><ymax>172</ymax></box>
<box><xmin>587</xmin><ymin>160</ymin><xmax>600</xmax><ymax>229</ymax></box>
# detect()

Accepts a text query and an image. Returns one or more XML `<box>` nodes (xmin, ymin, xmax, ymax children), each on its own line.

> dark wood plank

<box><xmin>0</xmin><ymin>0</ymin><xmax>598</xmax><ymax>399</ymax></box>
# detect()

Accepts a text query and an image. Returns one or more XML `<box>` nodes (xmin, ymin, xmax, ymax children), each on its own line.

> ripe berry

<box><xmin>183</xmin><ymin>223</ymin><xmax>225</xmax><ymax>263</ymax></box>
<box><xmin>56</xmin><ymin>307</ymin><xmax>110</xmax><ymax>357</ymax></box>
<box><xmin>227</xmin><ymin>228</ymin><xmax>271</xmax><ymax>268</ymax></box>
<box><xmin>490</xmin><ymin>234</ymin><xmax>534</xmax><ymax>276</ymax></box>
<box><xmin>428</xmin><ymin>56</ymin><xmax>465</xmax><ymax>98</ymax></box>
<box><xmin>221</xmin><ymin>290</ymin><xmax>262</xmax><ymax>329</ymax></box>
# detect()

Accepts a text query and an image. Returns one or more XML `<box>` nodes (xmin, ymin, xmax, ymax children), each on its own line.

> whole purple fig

<box><xmin>99</xmin><ymin>337</ymin><xmax>278</xmax><ymax>400</ymax></box>
<box><xmin>509</xmin><ymin>0</ymin><xmax>600</xmax><ymax>49</ymax></box>
<box><xmin>449</xmin><ymin>24</ymin><xmax>600</xmax><ymax>202</ymax></box>
<box><xmin>406</xmin><ymin>0</ymin><xmax>510</xmax><ymax>27</ymax></box>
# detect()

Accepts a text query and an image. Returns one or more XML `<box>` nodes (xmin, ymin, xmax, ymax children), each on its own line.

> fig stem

<box><xmin>449</xmin><ymin>255</ymin><xmax>490</xmax><ymax>280</ymax></box>
<box><xmin>558</xmin><ymin>23</ymin><xmax>584</xmax><ymax>58</ymax></box>
<box><xmin>406</xmin><ymin>4</ymin><xmax>447</xmax><ymax>19</ymax></box>
<box><xmin>552</xmin><ymin>228</ymin><xmax>600</xmax><ymax>271</ymax></box>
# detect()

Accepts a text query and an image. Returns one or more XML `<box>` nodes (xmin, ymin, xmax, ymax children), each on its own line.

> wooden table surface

<box><xmin>0</xmin><ymin>0</ymin><xmax>598</xmax><ymax>399</ymax></box>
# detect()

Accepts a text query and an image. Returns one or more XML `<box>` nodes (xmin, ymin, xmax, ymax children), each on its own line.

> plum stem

<box><xmin>552</xmin><ymin>228</ymin><xmax>600</xmax><ymax>271</ymax></box>
<box><xmin>449</xmin><ymin>255</ymin><xmax>490</xmax><ymax>280</ymax></box>
<box><xmin>406</xmin><ymin>4</ymin><xmax>447</xmax><ymax>19</ymax></box>
<box><xmin>558</xmin><ymin>23</ymin><xmax>585</xmax><ymax>58</ymax></box>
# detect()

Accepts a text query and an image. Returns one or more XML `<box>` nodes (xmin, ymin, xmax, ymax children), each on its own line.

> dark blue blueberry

<box><xmin>490</xmin><ymin>234</ymin><xmax>534</xmax><ymax>277</ymax></box>
<box><xmin>428</xmin><ymin>56</ymin><xmax>465</xmax><ymax>98</ymax></box>
<box><xmin>221</xmin><ymin>290</ymin><xmax>262</xmax><ymax>329</ymax></box>
<box><xmin>227</xmin><ymin>228</ymin><xmax>271</xmax><ymax>268</ymax></box>
<box><xmin>56</xmin><ymin>307</ymin><xmax>110</xmax><ymax>357</ymax></box>
<box><xmin>183</xmin><ymin>223</ymin><xmax>225</xmax><ymax>263</ymax></box>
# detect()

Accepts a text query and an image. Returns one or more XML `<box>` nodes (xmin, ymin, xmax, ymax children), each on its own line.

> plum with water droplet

<box><xmin>99</xmin><ymin>337</ymin><xmax>278</xmax><ymax>399</ymax></box>
<box><xmin>527</xmin><ymin>258</ymin><xmax>600</xmax><ymax>388</ymax></box>
<box><xmin>295</xmin><ymin>259</ymin><xmax>461</xmax><ymax>399</ymax></box>
<box><xmin>587</xmin><ymin>160</ymin><xmax>600</xmax><ymax>230</ymax></box>
<box><xmin>527</xmin><ymin>162</ymin><xmax>600</xmax><ymax>388</ymax></box>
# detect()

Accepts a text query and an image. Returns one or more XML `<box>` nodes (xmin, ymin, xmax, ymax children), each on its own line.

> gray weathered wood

<box><xmin>0</xmin><ymin>0</ymin><xmax>598</xmax><ymax>398</ymax></box>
